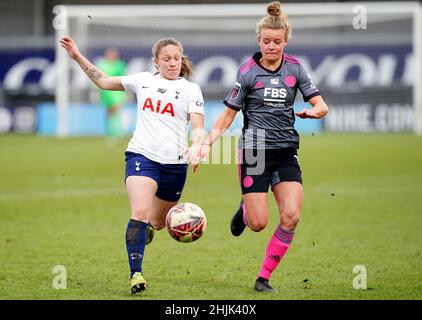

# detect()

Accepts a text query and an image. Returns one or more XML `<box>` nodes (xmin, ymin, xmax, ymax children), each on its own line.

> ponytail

<box><xmin>256</xmin><ymin>1</ymin><xmax>291</xmax><ymax>41</ymax></box>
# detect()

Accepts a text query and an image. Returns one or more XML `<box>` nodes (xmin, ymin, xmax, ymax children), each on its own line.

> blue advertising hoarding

<box><xmin>0</xmin><ymin>43</ymin><xmax>414</xmax><ymax>134</ymax></box>
<box><xmin>0</xmin><ymin>44</ymin><xmax>412</xmax><ymax>93</ymax></box>
<box><xmin>36</xmin><ymin>101</ymin><xmax>321</xmax><ymax>136</ymax></box>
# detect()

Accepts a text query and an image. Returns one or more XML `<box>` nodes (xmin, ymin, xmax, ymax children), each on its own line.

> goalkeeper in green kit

<box><xmin>97</xmin><ymin>47</ymin><xmax>127</xmax><ymax>137</ymax></box>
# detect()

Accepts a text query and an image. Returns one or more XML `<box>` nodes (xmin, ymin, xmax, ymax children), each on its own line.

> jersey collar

<box><xmin>253</xmin><ymin>52</ymin><xmax>284</xmax><ymax>74</ymax></box>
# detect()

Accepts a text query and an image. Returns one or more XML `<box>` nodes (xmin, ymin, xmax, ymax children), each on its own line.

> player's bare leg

<box><xmin>273</xmin><ymin>181</ymin><xmax>302</xmax><ymax>232</ymax></box>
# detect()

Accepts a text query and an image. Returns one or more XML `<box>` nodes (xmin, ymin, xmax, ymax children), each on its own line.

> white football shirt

<box><xmin>121</xmin><ymin>72</ymin><xmax>205</xmax><ymax>164</ymax></box>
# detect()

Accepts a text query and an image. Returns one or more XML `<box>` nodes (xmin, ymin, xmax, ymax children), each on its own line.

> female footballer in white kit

<box><xmin>60</xmin><ymin>36</ymin><xmax>206</xmax><ymax>294</ymax></box>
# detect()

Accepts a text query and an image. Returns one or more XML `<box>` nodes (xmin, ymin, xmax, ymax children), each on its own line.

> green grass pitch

<box><xmin>0</xmin><ymin>133</ymin><xmax>421</xmax><ymax>300</ymax></box>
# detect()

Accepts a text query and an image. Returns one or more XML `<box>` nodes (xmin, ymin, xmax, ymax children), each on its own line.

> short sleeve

<box><xmin>223</xmin><ymin>69</ymin><xmax>247</xmax><ymax>111</ymax></box>
<box><xmin>297</xmin><ymin>64</ymin><xmax>321</xmax><ymax>102</ymax></box>
<box><xmin>187</xmin><ymin>83</ymin><xmax>205</xmax><ymax>115</ymax></box>
<box><xmin>121</xmin><ymin>72</ymin><xmax>150</xmax><ymax>93</ymax></box>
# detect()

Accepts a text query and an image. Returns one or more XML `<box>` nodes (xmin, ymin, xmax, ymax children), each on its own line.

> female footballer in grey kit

<box><xmin>201</xmin><ymin>1</ymin><xmax>328</xmax><ymax>292</ymax></box>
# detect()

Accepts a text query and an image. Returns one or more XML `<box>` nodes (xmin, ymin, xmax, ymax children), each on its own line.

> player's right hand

<box><xmin>184</xmin><ymin>143</ymin><xmax>201</xmax><ymax>173</ymax></box>
<box><xmin>60</xmin><ymin>36</ymin><xmax>80</xmax><ymax>60</ymax></box>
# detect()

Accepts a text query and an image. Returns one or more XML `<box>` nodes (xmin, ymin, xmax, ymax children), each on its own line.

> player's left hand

<box><xmin>295</xmin><ymin>109</ymin><xmax>318</xmax><ymax>119</ymax></box>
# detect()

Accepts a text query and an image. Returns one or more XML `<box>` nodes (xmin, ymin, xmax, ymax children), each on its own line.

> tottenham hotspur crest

<box><xmin>135</xmin><ymin>161</ymin><xmax>141</xmax><ymax>171</ymax></box>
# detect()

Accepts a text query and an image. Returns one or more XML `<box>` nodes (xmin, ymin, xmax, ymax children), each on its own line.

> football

<box><xmin>165</xmin><ymin>202</ymin><xmax>206</xmax><ymax>243</ymax></box>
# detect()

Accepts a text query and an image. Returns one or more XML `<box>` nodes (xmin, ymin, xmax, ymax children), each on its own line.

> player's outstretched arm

<box><xmin>295</xmin><ymin>95</ymin><xmax>328</xmax><ymax>119</ymax></box>
<box><xmin>200</xmin><ymin>107</ymin><xmax>238</xmax><ymax>162</ymax></box>
<box><xmin>60</xmin><ymin>36</ymin><xmax>124</xmax><ymax>91</ymax></box>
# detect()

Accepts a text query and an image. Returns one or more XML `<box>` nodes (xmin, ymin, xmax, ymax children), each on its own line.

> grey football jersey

<box><xmin>224</xmin><ymin>52</ymin><xmax>320</xmax><ymax>149</ymax></box>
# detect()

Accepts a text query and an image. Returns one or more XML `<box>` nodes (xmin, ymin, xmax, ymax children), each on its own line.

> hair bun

<box><xmin>267</xmin><ymin>1</ymin><xmax>281</xmax><ymax>17</ymax></box>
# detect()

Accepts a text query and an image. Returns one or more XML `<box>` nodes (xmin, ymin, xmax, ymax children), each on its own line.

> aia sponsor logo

<box><xmin>142</xmin><ymin>98</ymin><xmax>175</xmax><ymax>117</ymax></box>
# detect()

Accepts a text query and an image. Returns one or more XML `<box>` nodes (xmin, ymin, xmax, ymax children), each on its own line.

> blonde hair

<box><xmin>152</xmin><ymin>38</ymin><xmax>193</xmax><ymax>78</ymax></box>
<box><xmin>256</xmin><ymin>1</ymin><xmax>291</xmax><ymax>41</ymax></box>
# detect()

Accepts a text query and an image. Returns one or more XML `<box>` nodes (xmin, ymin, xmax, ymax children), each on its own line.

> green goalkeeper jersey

<box><xmin>97</xmin><ymin>59</ymin><xmax>127</xmax><ymax>108</ymax></box>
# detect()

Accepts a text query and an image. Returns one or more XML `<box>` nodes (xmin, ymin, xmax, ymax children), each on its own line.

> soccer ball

<box><xmin>165</xmin><ymin>202</ymin><xmax>206</xmax><ymax>243</ymax></box>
